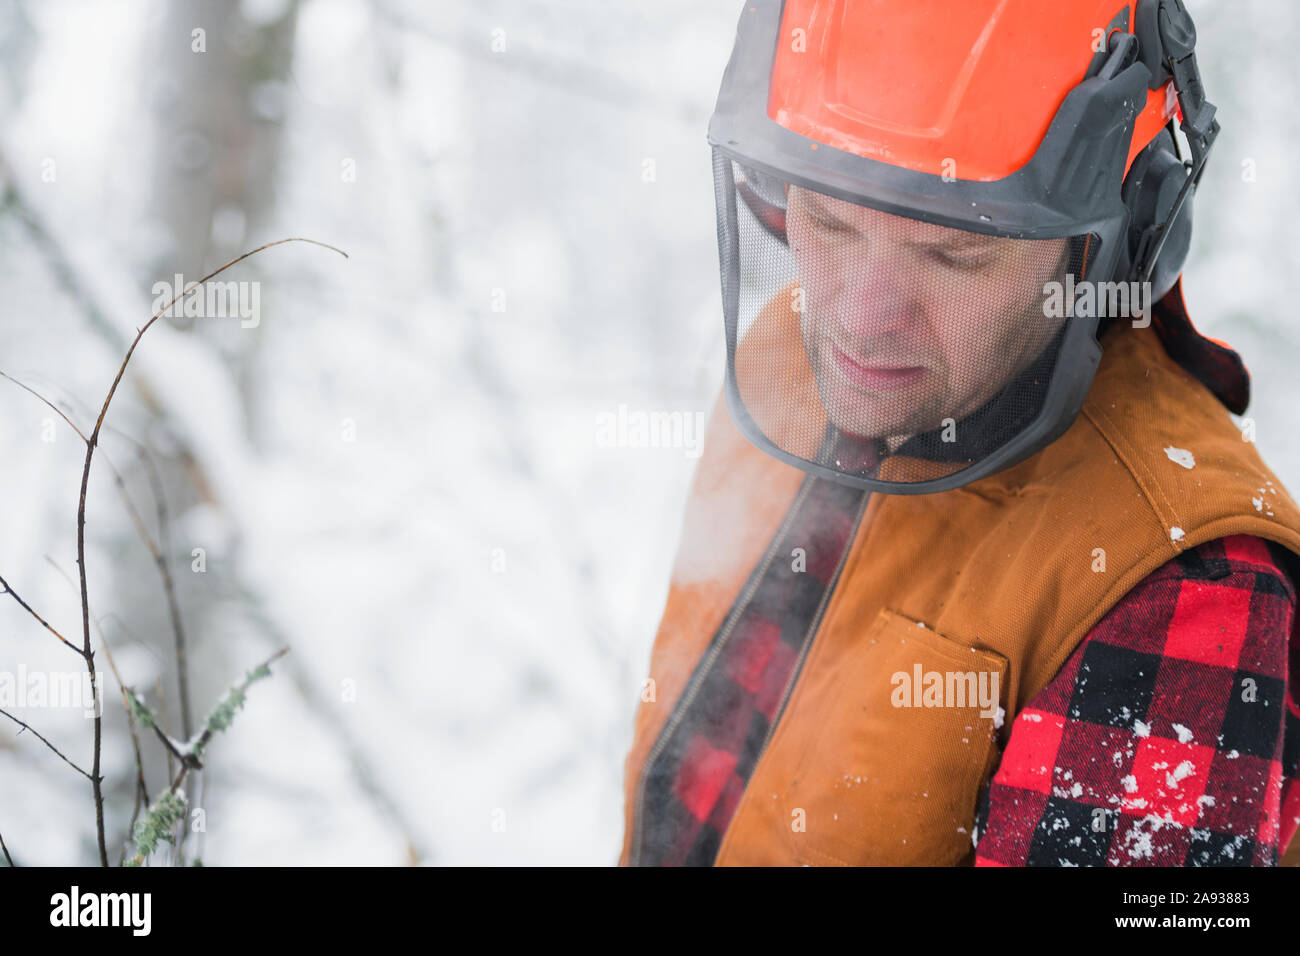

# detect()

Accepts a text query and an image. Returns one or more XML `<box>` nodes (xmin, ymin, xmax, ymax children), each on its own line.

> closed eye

<box><xmin>809</xmin><ymin>213</ymin><xmax>855</xmax><ymax>235</ymax></box>
<box><xmin>928</xmin><ymin>248</ymin><xmax>995</xmax><ymax>271</ymax></box>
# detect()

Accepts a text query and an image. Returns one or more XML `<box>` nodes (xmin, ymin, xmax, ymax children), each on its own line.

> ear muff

<box><xmin>1121</xmin><ymin>126</ymin><xmax>1193</xmax><ymax>302</ymax></box>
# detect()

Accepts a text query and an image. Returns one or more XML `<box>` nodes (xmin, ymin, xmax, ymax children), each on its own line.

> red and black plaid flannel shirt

<box><xmin>636</xmin><ymin>463</ymin><xmax>1299</xmax><ymax>866</ymax></box>
<box><xmin>974</xmin><ymin>533</ymin><xmax>1299</xmax><ymax>866</ymax></box>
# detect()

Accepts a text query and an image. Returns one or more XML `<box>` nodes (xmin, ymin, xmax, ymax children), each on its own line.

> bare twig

<box><xmin>0</xmin><ymin>572</ymin><xmax>81</xmax><ymax>654</ymax></box>
<box><xmin>134</xmin><ymin>703</ymin><xmax>189</xmax><ymax>767</ymax></box>
<box><xmin>0</xmin><ymin>829</ymin><xmax>13</xmax><ymax>867</ymax></box>
<box><xmin>0</xmin><ymin>708</ymin><xmax>94</xmax><ymax>781</ymax></box>
<box><xmin>99</xmin><ymin>444</ymin><xmax>193</xmax><ymax>740</ymax></box>
<box><xmin>133</xmin><ymin>445</ymin><xmax>190</xmax><ymax>735</ymax></box>
<box><xmin>5</xmin><ymin>167</ymin><xmax>347</xmax><ymax>865</ymax></box>
<box><xmin>43</xmin><ymin>556</ymin><xmax>151</xmax><ymax>834</ymax></box>
<box><xmin>69</xmin><ymin>237</ymin><xmax>345</xmax><ymax>866</ymax></box>
<box><xmin>153</xmin><ymin>676</ymin><xmax>175</xmax><ymax>787</ymax></box>
<box><xmin>0</xmin><ymin>370</ymin><xmax>89</xmax><ymax>443</ymax></box>
<box><xmin>119</xmin><ymin>438</ymin><xmax>198</xmax><ymax>861</ymax></box>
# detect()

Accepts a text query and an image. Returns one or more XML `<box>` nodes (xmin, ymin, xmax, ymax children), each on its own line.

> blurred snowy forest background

<box><xmin>0</xmin><ymin>0</ymin><xmax>1297</xmax><ymax>866</ymax></box>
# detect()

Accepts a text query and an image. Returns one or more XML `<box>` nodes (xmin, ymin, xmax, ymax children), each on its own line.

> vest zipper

<box><xmin>629</xmin><ymin>477</ymin><xmax>871</xmax><ymax>866</ymax></box>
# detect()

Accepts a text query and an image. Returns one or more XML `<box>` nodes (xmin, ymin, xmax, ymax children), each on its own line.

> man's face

<box><xmin>785</xmin><ymin>185</ymin><xmax>1070</xmax><ymax>442</ymax></box>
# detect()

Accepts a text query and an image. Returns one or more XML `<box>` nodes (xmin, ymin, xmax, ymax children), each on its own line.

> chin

<box><xmin>824</xmin><ymin>406</ymin><xmax>900</xmax><ymax>441</ymax></box>
<box><xmin>816</xmin><ymin>383</ymin><xmax>900</xmax><ymax>439</ymax></box>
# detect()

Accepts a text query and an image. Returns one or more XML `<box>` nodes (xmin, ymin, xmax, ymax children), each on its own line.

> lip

<box><xmin>830</xmin><ymin>346</ymin><xmax>927</xmax><ymax>390</ymax></box>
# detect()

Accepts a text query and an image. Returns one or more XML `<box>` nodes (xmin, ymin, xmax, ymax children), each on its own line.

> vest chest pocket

<box><xmin>769</xmin><ymin>607</ymin><xmax>1008</xmax><ymax>866</ymax></box>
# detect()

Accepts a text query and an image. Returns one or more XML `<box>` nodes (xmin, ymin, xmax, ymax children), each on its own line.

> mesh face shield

<box><xmin>714</xmin><ymin>152</ymin><xmax>1103</xmax><ymax>493</ymax></box>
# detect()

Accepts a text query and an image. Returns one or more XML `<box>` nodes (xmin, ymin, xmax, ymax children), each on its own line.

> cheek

<box><xmin>789</xmin><ymin>232</ymin><xmax>837</xmax><ymax>291</ymax></box>
<box><xmin>924</xmin><ymin>274</ymin><xmax>1026</xmax><ymax>365</ymax></box>
<box><xmin>941</xmin><ymin>262</ymin><xmax>1039</xmax><ymax>333</ymax></box>
<box><xmin>789</xmin><ymin>220</ymin><xmax>864</xmax><ymax>287</ymax></box>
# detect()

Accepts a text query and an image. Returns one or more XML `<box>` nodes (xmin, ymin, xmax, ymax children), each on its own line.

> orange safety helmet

<box><xmin>708</xmin><ymin>0</ymin><xmax>1236</xmax><ymax>494</ymax></box>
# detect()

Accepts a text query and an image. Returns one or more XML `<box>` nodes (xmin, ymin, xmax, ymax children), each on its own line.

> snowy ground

<box><xmin>0</xmin><ymin>0</ymin><xmax>1296</xmax><ymax>866</ymax></box>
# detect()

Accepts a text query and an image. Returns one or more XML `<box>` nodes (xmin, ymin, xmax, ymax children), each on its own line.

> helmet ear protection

<box><xmin>1121</xmin><ymin>127</ymin><xmax>1192</xmax><ymax>303</ymax></box>
<box><xmin>1119</xmin><ymin>0</ymin><xmax>1220</xmax><ymax>300</ymax></box>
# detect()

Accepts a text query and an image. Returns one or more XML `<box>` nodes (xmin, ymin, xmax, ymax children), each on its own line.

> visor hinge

<box><xmin>1158</xmin><ymin>0</ymin><xmax>1219</xmax><ymax>164</ymax></box>
<box><xmin>1136</xmin><ymin>0</ymin><xmax>1220</xmax><ymax>165</ymax></box>
<box><xmin>1093</xmin><ymin>30</ymin><xmax>1139</xmax><ymax>81</ymax></box>
<box><xmin>1130</xmin><ymin>0</ymin><xmax>1221</xmax><ymax>285</ymax></box>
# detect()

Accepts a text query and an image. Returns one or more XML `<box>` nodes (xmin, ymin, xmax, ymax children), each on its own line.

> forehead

<box><xmin>788</xmin><ymin>184</ymin><xmax>994</xmax><ymax>246</ymax></box>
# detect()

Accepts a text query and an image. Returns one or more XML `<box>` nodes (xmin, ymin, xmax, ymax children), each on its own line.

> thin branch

<box><xmin>123</xmin><ymin>647</ymin><xmax>289</xmax><ymax>866</ymax></box>
<box><xmin>0</xmin><ymin>370</ymin><xmax>89</xmax><ymax>443</ymax></box>
<box><xmin>153</xmin><ymin>676</ymin><xmax>175</xmax><ymax>785</ymax></box>
<box><xmin>132</xmin><ymin>702</ymin><xmax>189</xmax><ymax>767</ymax></box>
<box><xmin>88</xmin><ymin>237</ymin><xmax>347</xmax><ymax>447</ymax></box>
<box><xmin>130</xmin><ymin>441</ymin><xmax>187</xmax><ymax>730</ymax></box>
<box><xmin>4</xmin><ymin>176</ymin><xmax>223</xmax><ymax>519</ymax></box>
<box><xmin>105</xmin><ymin>432</ymin><xmax>218</xmax><ymax>865</ymax></box>
<box><xmin>184</xmin><ymin>646</ymin><xmax>290</xmax><ymax>762</ymax></box>
<box><xmin>0</xmin><ymin>572</ymin><xmax>80</xmax><ymax>654</ymax></box>
<box><xmin>101</xmin><ymin>450</ymin><xmax>159</xmax><ymax>558</ymax></box>
<box><xmin>0</xmin><ymin>708</ymin><xmax>95</xmax><ymax>781</ymax></box>
<box><xmin>43</xmin><ymin>556</ymin><xmax>151</xmax><ymax>831</ymax></box>
<box><xmin>72</xmin><ymin>237</ymin><xmax>346</xmax><ymax>867</ymax></box>
<box><xmin>128</xmin><ymin>440</ymin><xmax>192</xmax><ymax>858</ymax></box>
<box><xmin>100</xmin><ymin>441</ymin><xmax>194</xmax><ymax>741</ymax></box>
<box><xmin>0</xmin><ymin>225</ymin><xmax>345</xmax><ymax>865</ymax></box>
<box><xmin>6</xmin><ymin>172</ymin><xmax>347</xmax><ymax>864</ymax></box>
<box><xmin>0</xmin><ymin>829</ymin><xmax>13</xmax><ymax>867</ymax></box>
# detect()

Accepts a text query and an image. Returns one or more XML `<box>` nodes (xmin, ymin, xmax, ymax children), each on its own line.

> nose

<box><xmin>821</xmin><ymin>236</ymin><xmax>919</xmax><ymax>340</ymax></box>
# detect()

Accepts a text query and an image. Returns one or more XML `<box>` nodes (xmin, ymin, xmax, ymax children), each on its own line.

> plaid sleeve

<box><xmin>973</xmin><ymin>534</ymin><xmax>1299</xmax><ymax>866</ymax></box>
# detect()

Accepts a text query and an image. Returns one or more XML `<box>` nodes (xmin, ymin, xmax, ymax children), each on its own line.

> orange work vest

<box><xmin>619</xmin><ymin>305</ymin><xmax>1300</xmax><ymax>866</ymax></box>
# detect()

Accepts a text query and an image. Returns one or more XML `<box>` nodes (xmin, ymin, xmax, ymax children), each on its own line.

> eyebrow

<box><xmin>800</xmin><ymin>192</ymin><xmax>1000</xmax><ymax>251</ymax></box>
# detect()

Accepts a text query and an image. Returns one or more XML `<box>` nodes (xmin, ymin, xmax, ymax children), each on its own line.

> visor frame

<box><xmin>708</xmin><ymin>0</ymin><xmax>1153</xmax><ymax>495</ymax></box>
<box><xmin>714</xmin><ymin>150</ymin><xmax>1105</xmax><ymax>496</ymax></box>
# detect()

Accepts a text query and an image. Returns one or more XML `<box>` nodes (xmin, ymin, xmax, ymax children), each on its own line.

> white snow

<box><xmin>1166</xmin><ymin>760</ymin><xmax>1197</xmax><ymax>788</ymax></box>
<box><xmin>1164</xmin><ymin>446</ymin><xmax>1196</xmax><ymax>469</ymax></box>
<box><xmin>4</xmin><ymin>0</ymin><xmax>1300</xmax><ymax>869</ymax></box>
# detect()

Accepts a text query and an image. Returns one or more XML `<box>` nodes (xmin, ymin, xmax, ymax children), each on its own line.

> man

<box><xmin>782</xmin><ymin>187</ymin><xmax>1071</xmax><ymax>453</ymax></box>
<box><xmin>619</xmin><ymin>0</ymin><xmax>1300</xmax><ymax>866</ymax></box>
